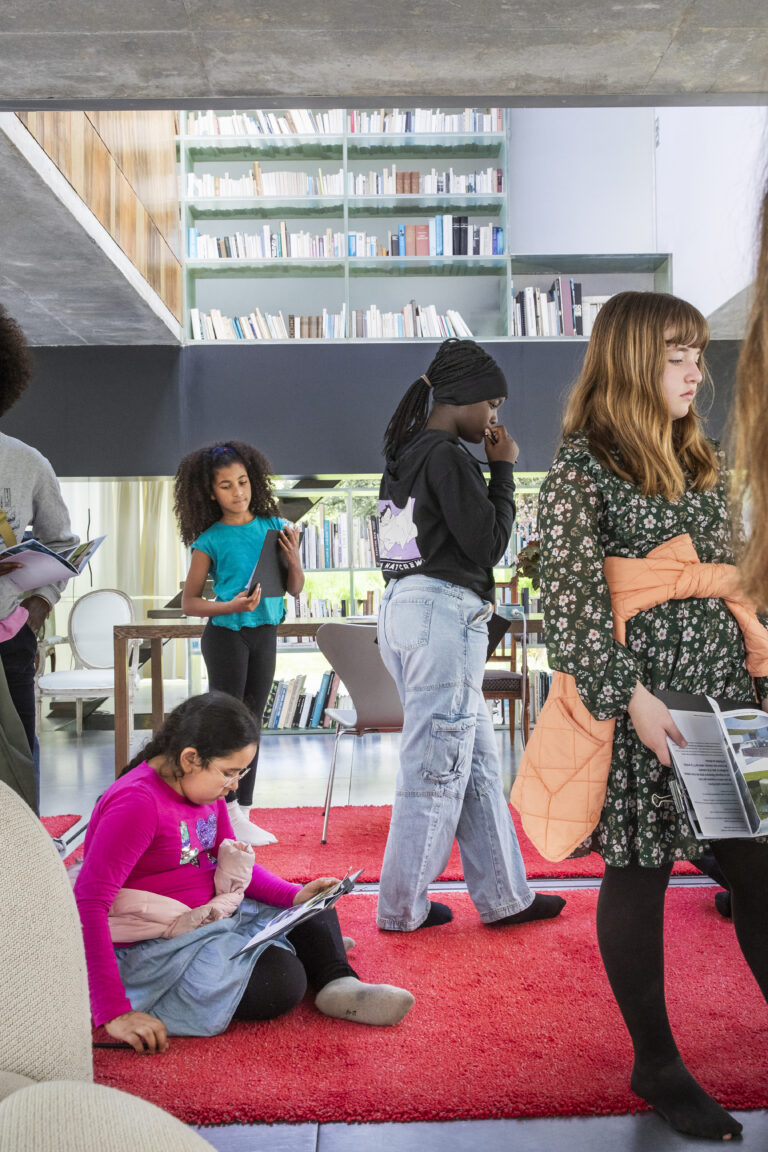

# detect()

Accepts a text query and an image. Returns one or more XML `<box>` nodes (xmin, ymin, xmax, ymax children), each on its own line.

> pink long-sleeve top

<box><xmin>74</xmin><ymin>761</ymin><xmax>301</xmax><ymax>1027</ymax></box>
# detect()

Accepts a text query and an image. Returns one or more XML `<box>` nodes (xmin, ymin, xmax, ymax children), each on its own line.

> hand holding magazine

<box><xmin>230</xmin><ymin>868</ymin><xmax>363</xmax><ymax>958</ymax></box>
<box><xmin>656</xmin><ymin>690</ymin><xmax>768</xmax><ymax>839</ymax></box>
<box><xmin>0</xmin><ymin>536</ymin><xmax>105</xmax><ymax>593</ymax></box>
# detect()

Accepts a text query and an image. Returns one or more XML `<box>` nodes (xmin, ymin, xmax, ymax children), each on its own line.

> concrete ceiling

<box><xmin>0</xmin><ymin>1</ymin><xmax>766</xmax><ymax>346</ymax></box>
<box><xmin>1</xmin><ymin>0</ymin><xmax>767</xmax><ymax>106</ymax></box>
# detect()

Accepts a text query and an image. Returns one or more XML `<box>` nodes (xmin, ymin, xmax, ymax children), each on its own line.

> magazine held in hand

<box><xmin>1</xmin><ymin>536</ymin><xmax>105</xmax><ymax>593</ymax></box>
<box><xmin>230</xmin><ymin>868</ymin><xmax>363</xmax><ymax>958</ymax></box>
<box><xmin>656</xmin><ymin>690</ymin><xmax>768</xmax><ymax>839</ymax></box>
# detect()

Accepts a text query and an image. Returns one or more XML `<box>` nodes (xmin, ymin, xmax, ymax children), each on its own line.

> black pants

<box><xmin>200</xmin><ymin>621</ymin><xmax>277</xmax><ymax>806</ymax></box>
<box><xmin>0</xmin><ymin>623</ymin><xmax>37</xmax><ymax>753</ymax></box>
<box><xmin>232</xmin><ymin>908</ymin><xmax>357</xmax><ymax>1022</ymax></box>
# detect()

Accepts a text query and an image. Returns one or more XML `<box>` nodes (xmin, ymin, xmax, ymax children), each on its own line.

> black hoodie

<box><xmin>377</xmin><ymin>428</ymin><xmax>516</xmax><ymax>601</ymax></box>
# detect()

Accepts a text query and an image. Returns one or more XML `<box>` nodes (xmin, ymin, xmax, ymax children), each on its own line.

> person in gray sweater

<box><xmin>0</xmin><ymin>305</ymin><xmax>77</xmax><ymax>771</ymax></box>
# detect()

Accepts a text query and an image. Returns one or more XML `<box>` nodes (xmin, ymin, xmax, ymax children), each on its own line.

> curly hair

<box><xmin>0</xmin><ymin>304</ymin><xmax>33</xmax><ymax>418</ymax></box>
<box><xmin>173</xmin><ymin>440</ymin><xmax>279</xmax><ymax>546</ymax></box>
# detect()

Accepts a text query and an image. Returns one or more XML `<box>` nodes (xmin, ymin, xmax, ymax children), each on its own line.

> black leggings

<box><xmin>596</xmin><ymin>840</ymin><xmax>768</xmax><ymax>1069</ymax></box>
<box><xmin>232</xmin><ymin>908</ymin><xmax>357</xmax><ymax>1022</ymax></box>
<box><xmin>200</xmin><ymin>622</ymin><xmax>277</xmax><ymax>806</ymax></box>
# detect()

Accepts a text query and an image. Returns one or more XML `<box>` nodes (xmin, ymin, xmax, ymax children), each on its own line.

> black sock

<box><xmin>416</xmin><ymin>900</ymin><xmax>453</xmax><ymax>928</ymax></box>
<box><xmin>488</xmin><ymin>892</ymin><xmax>566</xmax><ymax>926</ymax></box>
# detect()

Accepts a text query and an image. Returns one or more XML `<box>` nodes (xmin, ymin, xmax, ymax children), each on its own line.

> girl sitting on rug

<box><xmin>528</xmin><ymin>291</ymin><xmax>768</xmax><ymax>1141</ymax></box>
<box><xmin>74</xmin><ymin>692</ymin><xmax>414</xmax><ymax>1054</ymax></box>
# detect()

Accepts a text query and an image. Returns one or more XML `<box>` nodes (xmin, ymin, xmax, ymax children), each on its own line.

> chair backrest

<box><xmin>490</xmin><ymin>578</ymin><xmax>520</xmax><ymax>669</ymax></box>
<box><xmin>0</xmin><ymin>780</ymin><xmax>93</xmax><ymax>1087</ymax></box>
<box><xmin>316</xmin><ymin>622</ymin><xmax>403</xmax><ymax>730</ymax></box>
<box><xmin>68</xmin><ymin>589</ymin><xmax>134</xmax><ymax>669</ymax></box>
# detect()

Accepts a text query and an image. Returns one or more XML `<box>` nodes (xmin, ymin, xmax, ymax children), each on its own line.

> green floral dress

<box><xmin>538</xmin><ymin>432</ymin><xmax>768</xmax><ymax>867</ymax></box>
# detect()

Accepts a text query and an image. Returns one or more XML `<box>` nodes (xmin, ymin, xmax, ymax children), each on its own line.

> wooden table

<box><xmin>113</xmin><ymin>615</ymin><xmax>545</xmax><ymax>778</ymax></box>
<box><xmin>113</xmin><ymin>620</ymin><xmax>323</xmax><ymax>777</ymax></box>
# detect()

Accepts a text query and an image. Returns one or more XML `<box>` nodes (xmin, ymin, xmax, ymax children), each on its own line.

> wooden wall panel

<box><xmin>17</xmin><ymin>110</ymin><xmax>181</xmax><ymax>323</ymax></box>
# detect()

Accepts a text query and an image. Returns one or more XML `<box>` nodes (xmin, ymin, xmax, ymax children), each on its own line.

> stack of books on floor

<box><xmin>262</xmin><ymin>672</ymin><xmax>350</xmax><ymax>731</ymax></box>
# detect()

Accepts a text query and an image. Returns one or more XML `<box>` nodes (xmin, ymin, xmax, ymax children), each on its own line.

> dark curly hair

<box><xmin>173</xmin><ymin>440</ymin><xmax>279</xmax><ymax>545</ymax></box>
<box><xmin>0</xmin><ymin>305</ymin><xmax>33</xmax><ymax>419</ymax></box>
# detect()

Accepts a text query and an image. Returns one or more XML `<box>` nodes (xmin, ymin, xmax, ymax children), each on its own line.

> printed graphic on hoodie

<box><xmin>378</xmin><ymin>498</ymin><xmax>423</xmax><ymax>572</ymax></box>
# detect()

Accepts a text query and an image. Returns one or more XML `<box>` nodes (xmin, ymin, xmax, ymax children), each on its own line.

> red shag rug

<box><xmin>246</xmin><ymin>804</ymin><xmax>698</xmax><ymax>882</ymax></box>
<box><xmin>43</xmin><ymin>806</ymin><xmax>699</xmax><ymax>881</ymax></box>
<box><xmin>92</xmin><ymin>888</ymin><xmax>768</xmax><ymax>1126</ymax></box>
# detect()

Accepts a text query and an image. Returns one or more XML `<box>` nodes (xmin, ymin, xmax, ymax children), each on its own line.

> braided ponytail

<box><xmin>383</xmin><ymin>338</ymin><xmax>505</xmax><ymax>458</ymax></box>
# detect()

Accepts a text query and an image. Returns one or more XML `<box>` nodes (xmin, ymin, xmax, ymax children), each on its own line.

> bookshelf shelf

<box><xmin>180</xmin><ymin>108</ymin><xmax>672</xmax><ymax>343</ymax></box>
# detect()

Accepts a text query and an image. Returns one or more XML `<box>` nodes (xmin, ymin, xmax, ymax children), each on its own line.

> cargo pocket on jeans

<box><xmin>422</xmin><ymin>714</ymin><xmax>474</xmax><ymax>791</ymax></box>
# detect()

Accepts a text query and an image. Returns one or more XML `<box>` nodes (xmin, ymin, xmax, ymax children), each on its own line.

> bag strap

<box><xmin>0</xmin><ymin>510</ymin><xmax>16</xmax><ymax>549</ymax></box>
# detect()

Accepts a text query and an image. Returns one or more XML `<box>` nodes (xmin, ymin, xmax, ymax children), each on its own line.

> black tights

<box><xmin>232</xmin><ymin>908</ymin><xmax>357</xmax><ymax>1022</ymax></box>
<box><xmin>596</xmin><ymin>841</ymin><xmax>768</xmax><ymax>1138</ymax></box>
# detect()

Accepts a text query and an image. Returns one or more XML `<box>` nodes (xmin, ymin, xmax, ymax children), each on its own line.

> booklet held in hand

<box><xmin>656</xmin><ymin>689</ymin><xmax>768</xmax><ymax>839</ymax></box>
<box><xmin>1</xmin><ymin>536</ymin><xmax>105</xmax><ymax>593</ymax></box>
<box><xmin>230</xmin><ymin>868</ymin><xmax>363</xmax><ymax>958</ymax></box>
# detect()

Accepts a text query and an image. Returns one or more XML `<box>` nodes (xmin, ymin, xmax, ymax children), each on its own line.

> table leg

<box><xmin>113</xmin><ymin>635</ymin><xmax>129</xmax><ymax>778</ymax></box>
<box><xmin>150</xmin><ymin>637</ymin><xmax>165</xmax><ymax>734</ymax></box>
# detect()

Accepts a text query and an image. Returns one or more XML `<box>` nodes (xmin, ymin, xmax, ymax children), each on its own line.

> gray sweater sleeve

<box><xmin>0</xmin><ymin>435</ymin><xmax>79</xmax><ymax>618</ymax></box>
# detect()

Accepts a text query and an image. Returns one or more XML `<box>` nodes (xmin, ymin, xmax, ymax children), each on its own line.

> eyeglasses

<box><xmin>213</xmin><ymin>764</ymin><xmax>253</xmax><ymax>784</ymax></box>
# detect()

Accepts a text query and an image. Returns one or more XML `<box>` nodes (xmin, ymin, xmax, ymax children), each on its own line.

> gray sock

<box><xmin>314</xmin><ymin>976</ymin><xmax>414</xmax><ymax>1026</ymax></box>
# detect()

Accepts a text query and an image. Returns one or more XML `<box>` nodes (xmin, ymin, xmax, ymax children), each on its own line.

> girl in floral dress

<box><xmin>537</xmin><ymin>291</ymin><xmax>768</xmax><ymax>1142</ymax></box>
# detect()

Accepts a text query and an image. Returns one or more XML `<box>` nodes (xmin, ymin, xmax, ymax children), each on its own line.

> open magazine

<box><xmin>230</xmin><ymin>868</ymin><xmax>363</xmax><ymax>959</ymax></box>
<box><xmin>1</xmin><ymin>536</ymin><xmax>105</xmax><ymax>593</ymax></box>
<box><xmin>656</xmin><ymin>690</ymin><xmax>768</xmax><ymax>839</ymax></box>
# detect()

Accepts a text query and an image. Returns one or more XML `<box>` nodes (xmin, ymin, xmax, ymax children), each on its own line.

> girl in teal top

<box><xmin>174</xmin><ymin>441</ymin><xmax>304</xmax><ymax>846</ymax></box>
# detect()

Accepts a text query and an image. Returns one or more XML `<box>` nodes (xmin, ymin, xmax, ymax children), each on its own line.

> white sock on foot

<box><xmin>314</xmin><ymin>976</ymin><xmax>414</xmax><ymax>1026</ymax></box>
<box><xmin>227</xmin><ymin>802</ymin><xmax>277</xmax><ymax>846</ymax></box>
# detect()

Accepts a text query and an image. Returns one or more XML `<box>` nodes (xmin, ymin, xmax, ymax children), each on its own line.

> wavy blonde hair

<box><xmin>730</xmin><ymin>181</ymin><xmax>768</xmax><ymax>610</ymax></box>
<box><xmin>562</xmin><ymin>290</ymin><xmax>718</xmax><ymax>500</ymax></box>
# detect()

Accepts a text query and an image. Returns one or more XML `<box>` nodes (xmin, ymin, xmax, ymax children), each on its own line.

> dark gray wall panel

<box><xmin>3</xmin><ymin>345</ymin><xmax>182</xmax><ymax>476</ymax></box>
<box><xmin>1</xmin><ymin>340</ymin><xmax>740</xmax><ymax>478</ymax></box>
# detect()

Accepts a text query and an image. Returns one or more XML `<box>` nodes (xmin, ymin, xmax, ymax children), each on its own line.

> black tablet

<box><xmin>245</xmin><ymin>529</ymin><xmax>289</xmax><ymax>597</ymax></box>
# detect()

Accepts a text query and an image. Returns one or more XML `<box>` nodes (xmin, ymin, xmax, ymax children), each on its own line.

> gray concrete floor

<box><xmin>38</xmin><ymin>690</ymin><xmax>768</xmax><ymax>1152</ymax></box>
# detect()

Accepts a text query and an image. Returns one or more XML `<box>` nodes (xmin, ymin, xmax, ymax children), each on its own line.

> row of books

<box><xmin>297</xmin><ymin>513</ymin><xmax>381</xmax><ymax>571</ymax></box>
<box><xmin>187</xmin><ymin>109</ymin><xmax>345</xmax><ymax>137</ymax></box>
<box><xmin>189</xmin><ymin>303</ymin><xmax>471</xmax><ymax>341</ymax></box>
<box><xmin>185</xmin><ymin>108</ymin><xmax>502</xmax><ymax>139</ymax></box>
<box><xmin>387</xmin><ymin>219</ymin><xmax>503</xmax><ymax>258</ymax></box>
<box><xmin>186</xmin><ymin>167</ymin><xmax>345</xmax><ymax>200</ymax></box>
<box><xmin>510</xmin><ymin>278</ymin><xmax>611</xmax><ymax>338</ymax></box>
<box><xmin>528</xmin><ymin>670</ymin><xmax>553</xmax><ymax>724</ymax></box>
<box><xmin>279</xmin><ymin>590</ymin><xmax>383</xmax><ymax>644</ymax></box>
<box><xmin>187</xmin><ymin>225</ymin><xmax>347</xmax><ymax>261</ymax></box>
<box><xmin>189</xmin><ymin>306</ymin><xmax>347</xmax><ymax>341</ymax></box>
<box><xmin>262</xmin><ymin>672</ymin><xmax>347</xmax><ymax>731</ymax></box>
<box><xmin>349</xmin><ymin>108</ymin><xmax>504</xmax><ymax>135</ymax></box>
<box><xmin>349</xmin><ymin>303</ymin><xmax>472</xmax><ymax>340</ymax></box>
<box><xmin>348</xmin><ymin>167</ymin><xmax>503</xmax><ymax>197</ymax></box>
<box><xmin>186</xmin><ymin>220</ymin><xmax>504</xmax><ymax>261</ymax></box>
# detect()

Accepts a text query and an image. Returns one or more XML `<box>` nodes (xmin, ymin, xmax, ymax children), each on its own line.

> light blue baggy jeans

<box><xmin>376</xmin><ymin>575</ymin><xmax>534</xmax><ymax>930</ymax></box>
